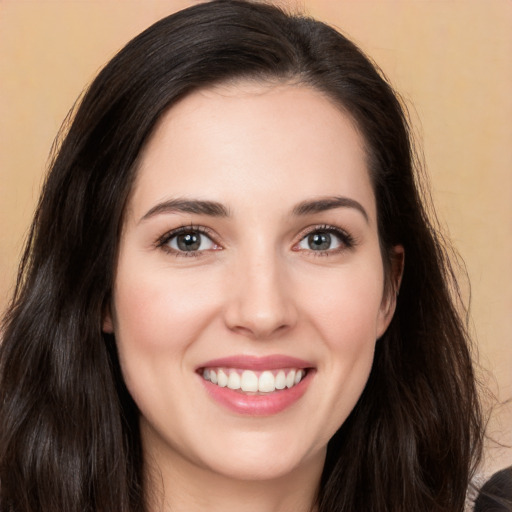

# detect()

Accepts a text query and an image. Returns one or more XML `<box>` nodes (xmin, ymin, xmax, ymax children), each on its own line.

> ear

<box><xmin>377</xmin><ymin>245</ymin><xmax>404</xmax><ymax>338</ymax></box>
<box><xmin>102</xmin><ymin>302</ymin><xmax>115</xmax><ymax>334</ymax></box>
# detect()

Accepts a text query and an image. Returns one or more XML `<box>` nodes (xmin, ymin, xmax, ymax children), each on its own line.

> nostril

<box><xmin>227</xmin><ymin>321</ymin><xmax>292</xmax><ymax>340</ymax></box>
<box><xmin>223</xmin><ymin>291</ymin><xmax>298</xmax><ymax>339</ymax></box>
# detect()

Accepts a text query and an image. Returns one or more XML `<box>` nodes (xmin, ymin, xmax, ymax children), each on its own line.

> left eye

<box><xmin>166</xmin><ymin>231</ymin><xmax>216</xmax><ymax>252</ymax></box>
<box><xmin>297</xmin><ymin>230</ymin><xmax>344</xmax><ymax>251</ymax></box>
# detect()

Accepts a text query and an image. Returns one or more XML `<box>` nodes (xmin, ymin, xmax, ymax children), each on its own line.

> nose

<box><xmin>223</xmin><ymin>251</ymin><xmax>298</xmax><ymax>340</ymax></box>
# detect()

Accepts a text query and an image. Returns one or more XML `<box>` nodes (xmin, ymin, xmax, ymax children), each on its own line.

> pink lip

<box><xmin>197</xmin><ymin>355</ymin><xmax>315</xmax><ymax>416</ymax></box>
<box><xmin>198</xmin><ymin>354</ymin><xmax>313</xmax><ymax>371</ymax></box>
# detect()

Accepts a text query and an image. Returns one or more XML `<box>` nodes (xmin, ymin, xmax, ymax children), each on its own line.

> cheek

<box><xmin>110</xmin><ymin>265</ymin><xmax>225</xmax><ymax>405</ymax></box>
<box><xmin>110</xmin><ymin>264</ymin><xmax>224</xmax><ymax>412</ymax></box>
<box><xmin>300</xmin><ymin>263</ymin><xmax>386</xmax><ymax>342</ymax></box>
<box><xmin>298</xmin><ymin>264</ymin><xmax>384</xmax><ymax>418</ymax></box>
<box><xmin>316</xmin><ymin>281</ymin><xmax>381</xmax><ymax>379</ymax></box>
<box><xmin>113</xmin><ymin>267</ymin><xmax>221</xmax><ymax>351</ymax></box>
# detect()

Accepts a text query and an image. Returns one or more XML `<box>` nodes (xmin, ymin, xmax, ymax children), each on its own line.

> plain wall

<box><xmin>1</xmin><ymin>0</ymin><xmax>511</xmax><ymax>478</ymax></box>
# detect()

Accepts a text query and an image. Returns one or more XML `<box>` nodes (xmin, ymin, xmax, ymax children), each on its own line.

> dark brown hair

<box><xmin>474</xmin><ymin>466</ymin><xmax>512</xmax><ymax>512</ymax></box>
<box><xmin>0</xmin><ymin>1</ymin><xmax>483</xmax><ymax>511</ymax></box>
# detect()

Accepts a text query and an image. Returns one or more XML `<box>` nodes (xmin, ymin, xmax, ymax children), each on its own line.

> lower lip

<box><xmin>199</xmin><ymin>370</ymin><xmax>314</xmax><ymax>416</ymax></box>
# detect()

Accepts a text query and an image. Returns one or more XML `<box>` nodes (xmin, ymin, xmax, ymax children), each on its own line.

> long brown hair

<box><xmin>0</xmin><ymin>1</ymin><xmax>483</xmax><ymax>510</ymax></box>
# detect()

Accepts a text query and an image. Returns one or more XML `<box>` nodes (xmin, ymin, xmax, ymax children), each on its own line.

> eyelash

<box><xmin>156</xmin><ymin>225</ymin><xmax>219</xmax><ymax>257</ymax></box>
<box><xmin>155</xmin><ymin>223</ymin><xmax>356</xmax><ymax>257</ymax></box>
<box><xmin>294</xmin><ymin>224</ymin><xmax>356</xmax><ymax>256</ymax></box>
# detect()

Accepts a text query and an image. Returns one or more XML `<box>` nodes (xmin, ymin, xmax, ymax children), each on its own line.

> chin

<box><xmin>195</xmin><ymin>430</ymin><xmax>326</xmax><ymax>483</ymax></box>
<box><xmin>203</xmin><ymin>451</ymin><xmax>318</xmax><ymax>483</ymax></box>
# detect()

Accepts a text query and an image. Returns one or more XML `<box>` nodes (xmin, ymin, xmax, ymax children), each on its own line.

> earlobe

<box><xmin>102</xmin><ymin>303</ymin><xmax>115</xmax><ymax>334</ymax></box>
<box><xmin>377</xmin><ymin>245</ymin><xmax>404</xmax><ymax>337</ymax></box>
<box><xmin>391</xmin><ymin>245</ymin><xmax>405</xmax><ymax>298</ymax></box>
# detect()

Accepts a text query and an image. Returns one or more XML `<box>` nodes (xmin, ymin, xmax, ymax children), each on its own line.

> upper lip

<box><xmin>198</xmin><ymin>355</ymin><xmax>314</xmax><ymax>371</ymax></box>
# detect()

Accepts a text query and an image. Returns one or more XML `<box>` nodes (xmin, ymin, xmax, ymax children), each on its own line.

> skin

<box><xmin>104</xmin><ymin>82</ymin><xmax>402</xmax><ymax>512</ymax></box>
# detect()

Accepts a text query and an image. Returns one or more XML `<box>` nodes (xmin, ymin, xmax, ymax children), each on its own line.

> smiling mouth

<box><xmin>200</xmin><ymin>367</ymin><xmax>308</xmax><ymax>394</ymax></box>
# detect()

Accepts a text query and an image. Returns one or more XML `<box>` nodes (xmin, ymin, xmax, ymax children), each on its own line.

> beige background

<box><xmin>1</xmin><ymin>0</ymin><xmax>511</xmax><ymax>477</ymax></box>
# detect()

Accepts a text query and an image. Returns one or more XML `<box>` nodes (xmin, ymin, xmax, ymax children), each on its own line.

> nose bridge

<box><xmin>224</xmin><ymin>241</ymin><xmax>296</xmax><ymax>338</ymax></box>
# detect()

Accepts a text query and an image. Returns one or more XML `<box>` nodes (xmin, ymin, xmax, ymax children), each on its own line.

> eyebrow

<box><xmin>292</xmin><ymin>196</ymin><xmax>369</xmax><ymax>223</ymax></box>
<box><xmin>139</xmin><ymin>195</ymin><xmax>368</xmax><ymax>224</ymax></box>
<box><xmin>139</xmin><ymin>198</ymin><xmax>230</xmax><ymax>223</ymax></box>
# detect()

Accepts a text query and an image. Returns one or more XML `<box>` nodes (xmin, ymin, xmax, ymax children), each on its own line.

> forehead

<box><xmin>130</xmin><ymin>81</ymin><xmax>375</xmax><ymax>221</ymax></box>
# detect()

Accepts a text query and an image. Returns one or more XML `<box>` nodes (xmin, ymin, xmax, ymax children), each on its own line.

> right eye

<box><xmin>159</xmin><ymin>227</ymin><xmax>220</xmax><ymax>256</ymax></box>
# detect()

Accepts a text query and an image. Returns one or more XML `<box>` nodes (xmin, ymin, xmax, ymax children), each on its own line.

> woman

<box><xmin>0</xmin><ymin>1</ymin><xmax>483</xmax><ymax>511</ymax></box>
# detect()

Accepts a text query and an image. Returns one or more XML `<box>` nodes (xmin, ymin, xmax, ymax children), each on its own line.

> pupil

<box><xmin>308</xmin><ymin>232</ymin><xmax>330</xmax><ymax>251</ymax></box>
<box><xmin>177</xmin><ymin>233</ymin><xmax>200</xmax><ymax>251</ymax></box>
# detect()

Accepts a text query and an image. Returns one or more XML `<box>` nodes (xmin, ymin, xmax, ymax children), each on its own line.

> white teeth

<box><xmin>241</xmin><ymin>370</ymin><xmax>259</xmax><ymax>392</ymax></box>
<box><xmin>202</xmin><ymin>367</ymin><xmax>307</xmax><ymax>393</ymax></box>
<box><xmin>275</xmin><ymin>370</ymin><xmax>286</xmax><ymax>390</ymax></box>
<box><xmin>227</xmin><ymin>371</ymin><xmax>241</xmax><ymax>390</ymax></box>
<box><xmin>286</xmin><ymin>370</ymin><xmax>296</xmax><ymax>388</ymax></box>
<box><xmin>217</xmin><ymin>369</ymin><xmax>228</xmax><ymax>387</ymax></box>
<box><xmin>258</xmin><ymin>371</ymin><xmax>275</xmax><ymax>393</ymax></box>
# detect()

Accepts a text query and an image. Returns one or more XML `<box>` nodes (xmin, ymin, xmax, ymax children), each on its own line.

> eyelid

<box><xmin>293</xmin><ymin>224</ymin><xmax>356</xmax><ymax>253</ymax></box>
<box><xmin>154</xmin><ymin>223</ymin><xmax>355</xmax><ymax>257</ymax></box>
<box><xmin>156</xmin><ymin>225</ymin><xmax>222</xmax><ymax>256</ymax></box>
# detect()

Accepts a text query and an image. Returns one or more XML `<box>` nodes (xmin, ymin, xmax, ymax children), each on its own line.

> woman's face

<box><xmin>105</xmin><ymin>82</ymin><xmax>397</xmax><ymax>484</ymax></box>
